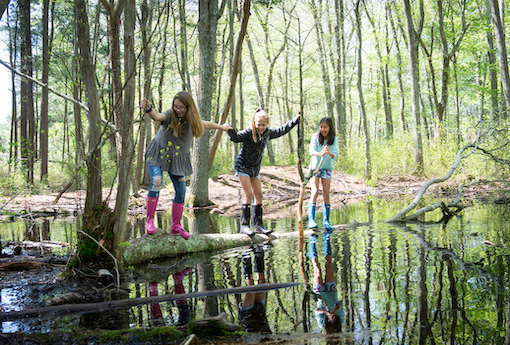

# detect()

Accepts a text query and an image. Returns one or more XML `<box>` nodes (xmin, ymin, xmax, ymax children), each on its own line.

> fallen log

<box><xmin>0</xmin><ymin>282</ymin><xmax>301</xmax><ymax>322</ymax></box>
<box><xmin>122</xmin><ymin>227</ymin><xmax>347</xmax><ymax>265</ymax></box>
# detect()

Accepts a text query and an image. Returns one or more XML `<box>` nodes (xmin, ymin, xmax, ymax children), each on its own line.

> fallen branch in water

<box><xmin>0</xmin><ymin>282</ymin><xmax>301</xmax><ymax>322</ymax></box>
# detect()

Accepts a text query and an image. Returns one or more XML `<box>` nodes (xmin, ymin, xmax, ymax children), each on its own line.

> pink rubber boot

<box><xmin>148</xmin><ymin>282</ymin><xmax>162</xmax><ymax>319</ymax></box>
<box><xmin>146</xmin><ymin>196</ymin><xmax>158</xmax><ymax>235</ymax></box>
<box><xmin>170</xmin><ymin>202</ymin><xmax>190</xmax><ymax>239</ymax></box>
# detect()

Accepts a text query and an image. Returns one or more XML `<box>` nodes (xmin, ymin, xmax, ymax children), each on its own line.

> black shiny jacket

<box><xmin>227</xmin><ymin>116</ymin><xmax>299</xmax><ymax>177</ymax></box>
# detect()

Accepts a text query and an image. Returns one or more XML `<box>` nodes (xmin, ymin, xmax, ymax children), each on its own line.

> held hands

<box><xmin>221</xmin><ymin>124</ymin><xmax>234</xmax><ymax>132</ymax></box>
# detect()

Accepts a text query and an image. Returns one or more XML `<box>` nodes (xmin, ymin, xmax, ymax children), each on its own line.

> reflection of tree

<box><xmin>339</xmin><ymin>229</ymin><xmax>354</xmax><ymax>331</ymax></box>
<box><xmin>416</xmin><ymin>241</ymin><xmax>433</xmax><ymax>344</ymax></box>
<box><xmin>362</xmin><ymin>227</ymin><xmax>373</xmax><ymax>344</ymax></box>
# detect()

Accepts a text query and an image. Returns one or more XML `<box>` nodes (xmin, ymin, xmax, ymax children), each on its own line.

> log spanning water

<box><xmin>122</xmin><ymin>229</ymin><xmax>340</xmax><ymax>265</ymax></box>
<box><xmin>0</xmin><ymin>282</ymin><xmax>301</xmax><ymax>322</ymax></box>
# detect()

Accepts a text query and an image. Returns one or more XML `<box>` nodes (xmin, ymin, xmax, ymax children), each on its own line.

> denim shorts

<box><xmin>314</xmin><ymin>169</ymin><xmax>332</xmax><ymax>179</ymax></box>
<box><xmin>313</xmin><ymin>282</ymin><xmax>336</xmax><ymax>294</ymax></box>
<box><xmin>235</xmin><ymin>170</ymin><xmax>261</xmax><ymax>180</ymax></box>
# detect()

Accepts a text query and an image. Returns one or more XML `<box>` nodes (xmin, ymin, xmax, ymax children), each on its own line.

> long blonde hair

<box><xmin>251</xmin><ymin>109</ymin><xmax>269</xmax><ymax>142</ymax></box>
<box><xmin>170</xmin><ymin>91</ymin><xmax>204</xmax><ymax>138</ymax></box>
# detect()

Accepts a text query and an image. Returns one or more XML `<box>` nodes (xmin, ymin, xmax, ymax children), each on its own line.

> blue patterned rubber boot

<box><xmin>308</xmin><ymin>203</ymin><xmax>318</xmax><ymax>229</ymax></box>
<box><xmin>323</xmin><ymin>204</ymin><xmax>333</xmax><ymax>231</ymax></box>
<box><xmin>323</xmin><ymin>231</ymin><xmax>332</xmax><ymax>256</ymax></box>
<box><xmin>308</xmin><ymin>234</ymin><xmax>318</xmax><ymax>258</ymax></box>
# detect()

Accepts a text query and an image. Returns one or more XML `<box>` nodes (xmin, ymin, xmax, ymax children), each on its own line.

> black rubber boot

<box><xmin>240</xmin><ymin>204</ymin><xmax>254</xmax><ymax>236</ymax></box>
<box><xmin>242</xmin><ymin>249</ymin><xmax>253</xmax><ymax>280</ymax></box>
<box><xmin>252</xmin><ymin>204</ymin><xmax>272</xmax><ymax>235</ymax></box>
<box><xmin>253</xmin><ymin>245</ymin><xmax>265</xmax><ymax>274</ymax></box>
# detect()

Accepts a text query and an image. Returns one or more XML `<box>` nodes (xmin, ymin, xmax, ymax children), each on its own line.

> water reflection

<box><xmin>1</xmin><ymin>202</ymin><xmax>510</xmax><ymax>344</ymax></box>
<box><xmin>239</xmin><ymin>244</ymin><xmax>271</xmax><ymax>333</ymax></box>
<box><xmin>308</xmin><ymin>231</ymin><xmax>343</xmax><ymax>334</ymax></box>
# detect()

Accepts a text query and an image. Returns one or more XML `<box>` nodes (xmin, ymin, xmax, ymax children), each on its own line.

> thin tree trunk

<box><xmin>208</xmin><ymin>0</ymin><xmax>251</xmax><ymax>169</ymax></box>
<box><xmin>40</xmin><ymin>0</ymin><xmax>50</xmax><ymax>181</ymax></box>
<box><xmin>485</xmin><ymin>0</ymin><xmax>499</xmax><ymax>120</ymax></box>
<box><xmin>309</xmin><ymin>0</ymin><xmax>335</xmax><ymax>127</ymax></box>
<box><xmin>334</xmin><ymin>0</ymin><xmax>346</xmax><ymax>150</ymax></box>
<box><xmin>75</xmin><ymin>0</ymin><xmax>103</xmax><ymax>216</ymax></box>
<box><xmin>113</xmin><ymin>0</ymin><xmax>136</xmax><ymax>251</ymax></box>
<box><xmin>190</xmin><ymin>0</ymin><xmax>223</xmax><ymax>207</ymax></box>
<box><xmin>355</xmin><ymin>0</ymin><xmax>371</xmax><ymax>180</ymax></box>
<box><xmin>388</xmin><ymin>3</ymin><xmax>407</xmax><ymax>133</ymax></box>
<box><xmin>7</xmin><ymin>6</ymin><xmax>18</xmax><ymax>170</ymax></box>
<box><xmin>403</xmin><ymin>0</ymin><xmax>424</xmax><ymax>175</ymax></box>
<box><xmin>489</xmin><ymin>0</ymin><xmax>510</xmax><ymax>115</ymax></box>
<box><xmin>20</xmin><ymin>0</ymin><xmax>35</xmax><ymax>184</ymax></box>
<box><xmin>102</xmin><ymin>0</ymin><xmax>125</xmax><ymax>162</ymax></box>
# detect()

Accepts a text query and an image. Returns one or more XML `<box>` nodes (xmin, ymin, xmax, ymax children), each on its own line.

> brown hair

<box><xmin>251</xmin><ymin>109</ymin><xmax>269</xmax><ymax>142</ymax></box>
<box><xmin>170</xmin><ymin>91</ymin><xmax>204</xmax><ymax>138</ymax></box>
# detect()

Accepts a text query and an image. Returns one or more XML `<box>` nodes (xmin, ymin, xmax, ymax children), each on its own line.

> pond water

<box><xmin>1</xmin><ymin>199</ymin><xmax>509</xmax><ymax>344</ymax></box>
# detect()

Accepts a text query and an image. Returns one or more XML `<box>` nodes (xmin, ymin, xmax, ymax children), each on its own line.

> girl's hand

<box><xmin>296</xmin><ymin>113</ymin><xmax>302</xmax><ymax>121</ymax></box>
<box><xmin>141</xmin><ymin>98</ymin><xmax>151</xmax><ymax>112</ymax></box>
<box><xmin>321</xmin><ymin>146</ymin><xmax>329</xmax><ymax>157</ymax></box>
<box><xmin>222</xmin><ymin>124</ymin><xmax>234</xmax><ymax>131</ymax></box>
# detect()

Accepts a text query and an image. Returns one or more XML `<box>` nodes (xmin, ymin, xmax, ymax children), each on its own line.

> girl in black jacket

<box><xmin>227</xmin><ymin>109</ymin><xmax>300</xmax><ymax>236</ymax></box>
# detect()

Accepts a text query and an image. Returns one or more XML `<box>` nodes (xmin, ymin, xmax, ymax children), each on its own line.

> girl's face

<box><xmin>254</xmin><ymin>115</ymin><xmax>268</xmax><ymax>134</ymax></box>
<box><xmin>173</xmin><ymin>99</ymin><xmax>188</xmax><ymax>118</ymax></box>
<box><xmin>319</xmin><ymin>122</ymin><xmax>330</xmax><ymax>138</ymax></box>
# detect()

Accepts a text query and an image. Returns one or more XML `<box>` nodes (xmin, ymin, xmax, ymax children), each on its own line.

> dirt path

<box><xmin>0</xmin><ymin>165</ymin><xmax>432</xmax><ymax>220</ymax></box>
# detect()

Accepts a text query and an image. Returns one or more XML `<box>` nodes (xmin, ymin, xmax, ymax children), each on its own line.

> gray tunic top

<box><xmin>145</xmin><ymin>110</ymin><xmax>193</xmax><ymax>176</ymax></box>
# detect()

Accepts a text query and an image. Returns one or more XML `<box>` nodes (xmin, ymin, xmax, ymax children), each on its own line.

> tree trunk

<box><xmin>388</xmin><ymin>3</ymin><xmax>407</xmax><ymax>133</ymax></box>
<box><xmin>20</xmin><ymin>0</ymin><xmax>35</xmax><ymax>184</ymax></box>
<box><xmin>134</xmin><ymin>0</ymin><xmax>153</xmax><ymax>194</ymax></box>
<box><xmin>485</xmin><ymin>0</ymin><xmax>500</xmax><ymax>120</ymax></box>
<box><xmin>189</xmin><ymin>0</ymin><xmax>222</xmax><ymax>207</ymax></box>
<box><xmin>75</xmin><ymin>0</ymin><xmax>103</xmax><ymax>219</ymax></box>
<box><xmin>334</xmin><ymin>0</ymin><xmax>347</xmax><ymax>150</ymax></box>
<box><xmin>489</xmin><ymin>0</ymin><xmax>510</xmax><ymax>114</ymax></box>
<box><xmin>208</xmin><ymin>0</ymin><xmax>251</xmax><ymax>169</ymax></box>
<box><xmin>113</xmin><ymin>0</ymin><xmax>136</xmax><ymax>251</ymax></box>
<box><xmin>40</xmin><ymin>0</ymin><xmax>50</xmax><ymax>181</ymax></box>
<box><xmin>355</xmin><ymin>0</ymin><xmax>371</xmax><ymax>180</ymax></box>
<box><xmin>309</xmin><ymin>0</ymin><xmax>335</xmax><ymax>128</ymax></box>
<box><xmin>403</xmin><ymin>0</ymin><xmax>424</xmax><ymax>175</ymax></box>
<box><xmin>102</xmin><ymin>0</ymin><xmax>125</xmax><ymax>162</ymax></box>
<box><xmin>7</xmin><ymin>6</ymin><xmax>18</xmax><ymax>170</ymax></box>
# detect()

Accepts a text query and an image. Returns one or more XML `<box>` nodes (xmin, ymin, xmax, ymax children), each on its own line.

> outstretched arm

<box><xmin>141</xmin><ymin>98</ymin><xmax>166</xmax><ymax>122</ymax></box>
<box><xmin>203</xmin><ymin>121</ymin><xmax>233</xmax><ymax>131</ymax></box>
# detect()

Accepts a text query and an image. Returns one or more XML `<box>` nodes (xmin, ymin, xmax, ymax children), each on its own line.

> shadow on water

<box><xmin>1</xmin><ymin>200</ymin><xmax>510</xmax><ymax>344</ymax></box>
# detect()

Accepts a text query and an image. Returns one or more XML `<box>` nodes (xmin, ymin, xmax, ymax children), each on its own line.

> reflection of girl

<box><xmin>314</xmin><ymin>294</ymin><xmax>343</xmax><ymax>333</ymax></box>
<box><xmin>238</xmin><ymin>245</ymin><xmax>271</xmax><ymax>333</ymax></box>
<box><xmin>309</xmin><ymin>231</ymin><xmax>343</xmax><ymax>333</ymax></box>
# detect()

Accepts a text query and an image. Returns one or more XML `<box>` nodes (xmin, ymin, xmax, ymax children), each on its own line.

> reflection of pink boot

<box><xmin>146</xmin><ymin>197</ymin><xmax>158</xmax><ymax>235</ymax></box>
<box><xmin>170</xmin><ymin>203</ymin><xmax>190</xmax><ymax>239</ymax></box>
<box><xmin>148</xmin><ymin>282</ymin><xmax>162</xmax><ymax>319</ymax></box>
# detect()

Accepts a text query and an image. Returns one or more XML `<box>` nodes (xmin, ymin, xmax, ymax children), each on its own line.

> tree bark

<box><xmin>403</xmin><ymin>0</ymin><xmax>424</xmax><ymax>175</ymax></box>
<box><xmin>75</xmin><ymin>0</ymin><xmax>103</xmax><ymax>217</ymax></box>
<box><xmin>40</xmin><ymin>0</ymin><xmax>50</xmax><ymax>181</ymax></box>
<box><xmin>189</xmin><ymin>0</ymin><xmax>223</xmax><ymax>207</ymax></box>
<box><xmin>489</xmin><ymin>0</ymin><xmax>510</xmax><ymax>114</ymax></box>
<box><xmin>208</xmin><ymin>0</ymin><xmax>251</xmax><ymax>169</ymax></box>
<box><xmin>20</xmin><ymin>0</ymin><xmax>35</xmax><ymax>184</ymax></box>
<box><xmin>113</xmin><ymin>0</ymin><xmax>136</xmax><ymax>251</ymax></box>
<box><xmin>355</xmin><ymin>0</ymin><xmax>371</xmax><ymax>180</ymax></box>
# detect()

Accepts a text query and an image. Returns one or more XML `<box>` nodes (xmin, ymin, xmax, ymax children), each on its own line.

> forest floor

<box><xmin>0</xmin><ymin>165</ymin><xmax>507</xmax><ymax>345</ymax></box>
<box><xmin>0</xmin><ymin>165</ymin><xmax>473</xmax><ymax>220</ymax></box>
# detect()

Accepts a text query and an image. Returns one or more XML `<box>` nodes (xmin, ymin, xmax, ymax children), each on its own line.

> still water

<box><xmin>1</xmin><ymin>199</ymin><xmax>509</xmax><ymax>344</ymax></box>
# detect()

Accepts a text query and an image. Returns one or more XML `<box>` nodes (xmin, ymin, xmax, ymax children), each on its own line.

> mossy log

<box><xmin>122</xmin><ymin>227</ymin><xmax>348</xmax><ymax>265</ymax></box>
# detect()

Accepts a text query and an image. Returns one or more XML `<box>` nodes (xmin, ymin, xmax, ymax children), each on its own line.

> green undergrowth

<box><xmin>6</xmin><ymin>323</ymin><xmax>244</xmax><ymax>345</ymax></box>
